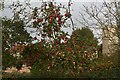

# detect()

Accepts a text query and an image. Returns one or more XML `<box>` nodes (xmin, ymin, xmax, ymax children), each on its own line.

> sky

<box><xmin>3</xmin><ymin>0</ymin><xmax>115</xmax><ymax>3</ymax></box>
<box><xmin>1</xmin><ymin>0</ymin><xmax>113</xmax><ymax>44</ymax></box>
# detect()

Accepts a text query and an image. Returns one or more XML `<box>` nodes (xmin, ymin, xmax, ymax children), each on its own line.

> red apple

<box><xmin>64</xmin><ymin>13</ymin><xmax>71</xmax><ymax>18</ymax></box>
<box><xmin>50</xmin><ymin>14</ymin><xmax>53</xmax><ymax>18</ymax></box>
<box><xmin>62</xmin><ymin>35</ymin><xmax>65</xmax><ymax>39</ymax></box>
<box><xmin>52</xmin><ymin>10</ymin><xmax>55</xmax><ymax>13</ymax></box>
<box><xmin>64</xmin><ymin>13</ymin><xmax>68</xmax><ymax>17</ymax></box>
<box><xmin>56</xmin><ymin>40</ymin><xmax>59</xmax><ymax>44</ymax></box>
<box><xmin>56</xmin><ymin>9</ymin><xmax>58</xmax><ymax>12</ymax></box>
<box><xmin>49</xmin><ymin>19</ymin><xmax>52</xmax><ymax>23</ymax></box>
<box><xmin>58</xmin><ymin>21</ymin><xmax>61</xmax><ymax>24</ymax></box>
<box><xmin>69</xmin><ymin>48</ymin><xmax>72</xmax><ymax>51</ymax></box>
<box><xmin>34</xmin><ymin>36</ymin><xmax>37</xmax><ymax>40</ymax></box>
<box><xmin>42</xmin><ymin>33</ymin><xmax>46</xmax><ymax>37</ymax></box>
<box><xmin>37</xmin><ymin>19</ymin><xmax>43</xmax><ymax>23</ymax></box>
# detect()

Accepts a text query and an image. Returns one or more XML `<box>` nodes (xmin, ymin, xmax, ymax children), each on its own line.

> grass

<box><xmin>2</xmin><ymin>57</ymin><xmax>119</xmax><ymax>79</ymax></box>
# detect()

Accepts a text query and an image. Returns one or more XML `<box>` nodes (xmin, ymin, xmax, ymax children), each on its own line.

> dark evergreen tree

<box><xmin>2</xmin><ymin>18</ymin><xmax>32</xmax><ymax>68</ymax></box>
<box><xmin>70</xmin><ymin>27</ymin><xmax>98</xmax><ymax>51</ymax></box>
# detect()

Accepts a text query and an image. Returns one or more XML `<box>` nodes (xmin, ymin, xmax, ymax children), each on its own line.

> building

<box><xmin>102</xmin><ymin>26</ymin><xmax>119</xmax><ymax>57</ymax></box>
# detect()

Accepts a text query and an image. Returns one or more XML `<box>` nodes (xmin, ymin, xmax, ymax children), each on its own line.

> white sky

<box><xmin>3</xmin><ymin>0</ymin><xmax>119</xmax><ymax>3</ymax></box>
<box><xmin>3</xmin><ymin>0</ymin><xmax>118</xmax><ymax>44</ymax></box>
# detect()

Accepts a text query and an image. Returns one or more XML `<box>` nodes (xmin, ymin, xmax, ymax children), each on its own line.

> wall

<box><xmin>102</xmin><ymin>27</ymin><xmax>118</xmax><ymax>57</ymax></box>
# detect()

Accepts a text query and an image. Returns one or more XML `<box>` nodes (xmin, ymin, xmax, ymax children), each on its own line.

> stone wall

<box><xmin>102</xmin><ymin>27</ymin><xmax>118</xmax><ymax>57</ymax></box>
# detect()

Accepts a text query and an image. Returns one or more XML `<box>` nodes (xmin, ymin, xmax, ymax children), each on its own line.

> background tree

<box><xmin>66</xmin><ymin>27</ymin><xmax>98</xmax><ymax>69</ymax></box>
<box><xmin>70</xmin><ymin>27</ymin><xmax>98</xmax><ymax>48</ymax></box>
<box><xmin>2</xmin><ymin>17</ymin><xmax>32</xmax><ymax>68</ymax></box>
<box><xmin>78</xmin><ymin>1</ymin><xmax>119</xmax><ymax>57</ymax></box>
